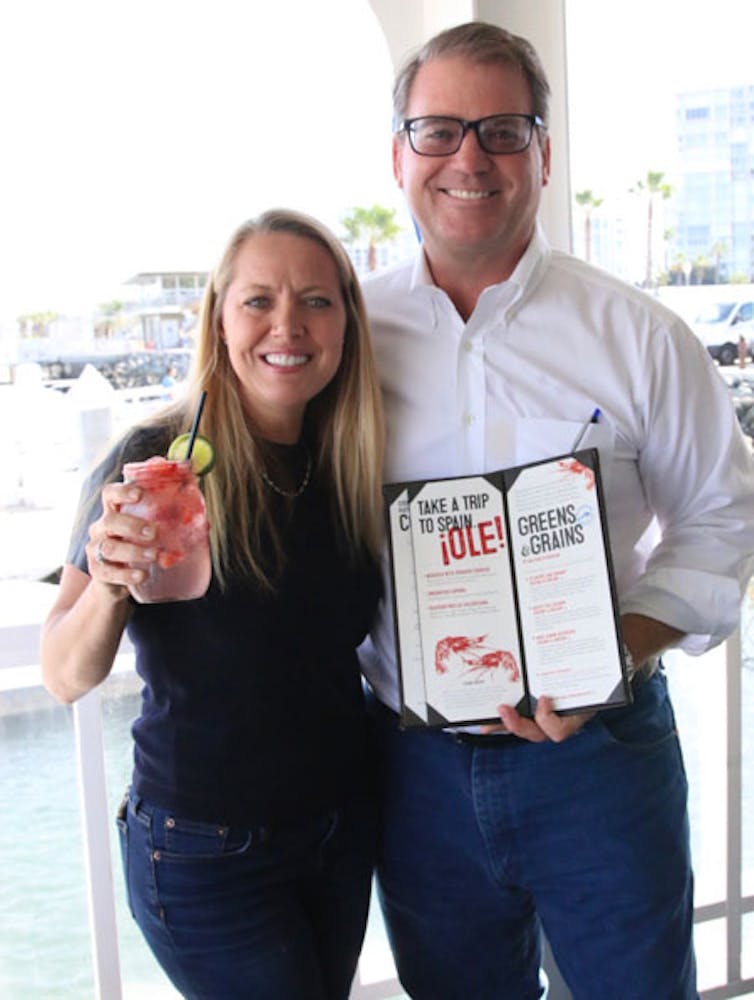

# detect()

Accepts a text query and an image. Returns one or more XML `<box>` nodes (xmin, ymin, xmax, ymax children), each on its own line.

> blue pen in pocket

<box><xmin>571</xmin><ymin>407</ymin><xmax>601</xmax><ymax>451</ymax></box>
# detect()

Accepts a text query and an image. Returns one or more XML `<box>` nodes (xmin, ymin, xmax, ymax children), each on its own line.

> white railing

<box><xmin>74</xmin><ymin>688</ymin><xmax>123</xmax><ymax>1000</ymax></box>
<box><xmin>689</xmin><ymin>627</ymin><xmax>754</xmax><ymax>999</ymax></box>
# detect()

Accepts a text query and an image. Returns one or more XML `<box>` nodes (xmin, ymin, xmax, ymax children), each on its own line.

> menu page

<box><xmin>384</xmin><ymin>450</ymin><xmax>629</xmax><ymax>728</ymax></box>
<box><xmin>504</xmin><ymin>453</ymin><xmax>627</xmax><ymax>713</ymax></box>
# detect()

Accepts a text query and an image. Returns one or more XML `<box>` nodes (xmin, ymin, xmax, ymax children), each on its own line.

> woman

<box><xmin>41</xmin><ymin>209</ymin><xmax>385</xmax><ymax>999</ymax></box>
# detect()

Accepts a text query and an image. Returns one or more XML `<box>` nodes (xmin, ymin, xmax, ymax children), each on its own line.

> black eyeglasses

<box><xmin>397</xmin><ymin>114</ymin><xmax>545</xmax><ymax>157</ymax></box>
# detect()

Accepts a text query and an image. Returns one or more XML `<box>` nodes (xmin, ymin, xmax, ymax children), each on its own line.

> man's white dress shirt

<box><xmin>361</xmin><ymin>225</ymin><xmax>754</xmax><ymax>711</ymax></box>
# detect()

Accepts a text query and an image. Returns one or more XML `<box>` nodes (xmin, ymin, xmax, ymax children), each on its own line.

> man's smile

<box><xmin>441</xmin><ymin>188</ymin><xmax>498</xmax><ymax>200</ymax></box>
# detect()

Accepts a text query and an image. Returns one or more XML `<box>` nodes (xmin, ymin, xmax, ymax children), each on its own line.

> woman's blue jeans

<box><xmin>117</xmin><ymin>789</ymin><xmax>376</xmax><ymax>999</ymax></box>
<box><xmin>370</xmin><ymin>671</ymin><xmax>698</xmax><ymax>1000</ymax></box>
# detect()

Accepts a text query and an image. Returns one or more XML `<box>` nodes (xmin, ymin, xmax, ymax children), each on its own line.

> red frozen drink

<box><xmin>121</xmin><ymin>456</ymin><xmax>211</xmax><ymax>603</ymax></box>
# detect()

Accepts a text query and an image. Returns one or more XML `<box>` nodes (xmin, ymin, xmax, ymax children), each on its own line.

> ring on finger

<box><xmin>95</xmin><ymin>542</ymin><xmax>106</xmax><ymax>565</ymax></box>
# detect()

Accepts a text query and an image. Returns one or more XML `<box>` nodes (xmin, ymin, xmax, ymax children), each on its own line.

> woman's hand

<box><xmin>41</xmin><ymin>480</ymin><xmax>162</xmax><ymax>703</ymax></box>
<box><xmin>86</xmin><ymin>482</ymin><xmax>157</xmax><ymax>601</ymax></box>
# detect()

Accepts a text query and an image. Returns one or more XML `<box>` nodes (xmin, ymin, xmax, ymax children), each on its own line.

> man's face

<box><xmin>393</xmin><ymin>56</ymin><xmax>550</xmax><ymax>276</ymax></box>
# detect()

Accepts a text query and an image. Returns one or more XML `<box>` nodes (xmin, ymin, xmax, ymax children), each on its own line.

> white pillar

<box><xmin>367</xmin><ymin>0</ymin><xmax>474</xmax><ymax>68</ymax></box>
<box><xmin>474</xmin><ymin>0</ymin><xmax>571</xmax><ymax>251</ymax></box>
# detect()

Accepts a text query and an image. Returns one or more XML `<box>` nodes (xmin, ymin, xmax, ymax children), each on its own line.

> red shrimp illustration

<box><xmin>435</xmin><ymin>635</ymin><xmax>520</xmax><ymax>681</ymax></box>
<box><xmin>556</xmin><ymin>459</ymin><xmax>595</xmax><ymax>490</ymax></box>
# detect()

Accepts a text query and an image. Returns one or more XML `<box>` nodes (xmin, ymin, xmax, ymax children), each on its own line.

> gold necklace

<box><xmin>259</xmin><ymin>445</ymin><xmax>312</xmax><ymax>498</ymax></box>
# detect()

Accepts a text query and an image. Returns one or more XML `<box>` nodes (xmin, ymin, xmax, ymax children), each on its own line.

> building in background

<box><xmin>672</xmin><ymin>84</ymin><xmax>754</xmax><ymax>283</ymax></box>
<box><xmin>573</xmin><ymin>84</ymin><xmax>754</xmax><ymax>289</ymax></box>
<box><xmin>123</xmin><ymin>271</ymin><xmax>208</xmax><ymax>350</ymax></box>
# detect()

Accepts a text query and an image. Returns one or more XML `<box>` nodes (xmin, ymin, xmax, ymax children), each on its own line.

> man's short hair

<box><xmin>392</xmin><ymin>21</ymin><xmax>551</xmax><ymax>128</ymax></box>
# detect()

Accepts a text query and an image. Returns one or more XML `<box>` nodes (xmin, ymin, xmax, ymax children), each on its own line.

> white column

<box><xmin>367</xmin><ymin>0</ymin><xmax>474</xmax><ymax>70</ymax></box>
<box><xmin>474</xmin><ymin>0</ymin><xmax>571</xmax><ymax>251</ymax></box>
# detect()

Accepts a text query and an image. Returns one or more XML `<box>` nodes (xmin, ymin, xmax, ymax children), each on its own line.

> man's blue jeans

<box><xmin>117</xmin><ymin>789</ymin><xmax>375</xmax><ymax>999</ymax></box>
<box><xmin>371</xmin><ymin>671</ymin><xmax>697</xmax><ymax>999</ymax></box>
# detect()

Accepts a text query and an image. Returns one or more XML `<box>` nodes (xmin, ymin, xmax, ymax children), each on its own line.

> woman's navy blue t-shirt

<box><xmin>68</xmin><ymin>432</ymin><xmax>382</xmax><ymax>826</ymax></box>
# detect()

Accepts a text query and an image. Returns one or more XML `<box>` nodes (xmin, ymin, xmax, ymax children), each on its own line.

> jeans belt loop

<box><xmin>633</xmin><ymin>655</ymin><xmax>660</xmax><ymax>691</ymax></box>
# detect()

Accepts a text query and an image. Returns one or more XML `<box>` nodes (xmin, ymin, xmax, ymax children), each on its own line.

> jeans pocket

<box><xmin>156</xmin><ymin>812</ymin><xmax>254</xmax><ymax>861</ymax></box>
<box><xmin>594</xmin><ymin>673</ymin><xmax>679</xmax><ymax>753</ymax></box>
<box><xmin>115</xmin><ymin>792</ymin><xmax>135</xmax><ymax>917</ymax></box>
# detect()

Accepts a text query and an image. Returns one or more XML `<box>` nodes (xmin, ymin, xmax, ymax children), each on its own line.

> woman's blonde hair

<box><xmin>151</xmin><ymin>208</ymin><xmax>385</xmax><ymax>590</ymax></box>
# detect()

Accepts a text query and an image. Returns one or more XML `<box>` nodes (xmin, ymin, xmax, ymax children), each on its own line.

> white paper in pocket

<box><xmin>514</xmin><ymin>416</ymin><xmax>616</xmax><ymax>475</ymax></box>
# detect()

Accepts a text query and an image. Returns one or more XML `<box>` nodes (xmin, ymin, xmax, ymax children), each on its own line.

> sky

<box><xmin>0</xmin><ymin>0</ymin><xmax>399</xmax><ymax>325</ymax></box>
<box><xmin>1</xmin><ymin>0</ymin><xmax>753</xmax><ymax>328</ymax></box>
<box><xmin>565</xmin><ymin>0</ymin><xmax>754</xmax><ymax>198</ymax></box>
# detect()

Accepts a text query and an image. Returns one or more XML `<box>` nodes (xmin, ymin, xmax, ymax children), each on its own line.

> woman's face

<box><xmin>220</xmin><ymin>232</ymin><xmax>347</xmax><ymax>442</ymax></box>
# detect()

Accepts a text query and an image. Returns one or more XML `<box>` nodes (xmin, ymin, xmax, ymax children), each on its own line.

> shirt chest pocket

<box><xmin>513</xmin><ymin>417</ymin><xmax>616</xmax><ymax>481</ymax></box>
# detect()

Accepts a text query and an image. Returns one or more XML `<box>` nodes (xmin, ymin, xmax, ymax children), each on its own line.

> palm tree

<box><xmin>96</xmin><ymin>299</ymin><xmax>126</xmax><ymax>340</ymax></box>
<box><xmin>669</xmin><ymin>251</ymin><xmax>691</xmax><ymax>286</ymax></box>
<box><xmin>16</xmin><ymin>311</ymin><xmax>59</xmax><ymax>339</ymax></box>
<box><xmin>709</xmin><ymin>240</ymin><xmax>728</xmax><ymax>284</ymax></box>
<box><xmin>629</xmin><ymin>170</ymin><xmax>673</xmax><ymax>288</ymax></box>
<box><xmin>574</xmin><ymin>189</ymin><xmax>603</xmax><ymax>263</ymax></box>
<box><xmin>691</xmin><ymin>254</ymin><xmax>710</xmax><ymax>285</ymax></box>
<box><xmin>341</xmin><ymin>204</ymin><xmax>402</xmax><ymax>271</ymax></box>
<box><xmin>662</xmin><ymin>227</ymin><xmax>675</xmax><ymax>274</ymax></box>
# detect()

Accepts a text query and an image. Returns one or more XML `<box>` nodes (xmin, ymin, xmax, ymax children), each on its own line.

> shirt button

<box><xmin>463</xmin><ymin>413</ymin><xmax>475</xmax><ymax>426</ymax></box>
<box><xmin>463</xmin><ymin>340</ymin><xmax>473</xmax><ymax>353</ymax></box>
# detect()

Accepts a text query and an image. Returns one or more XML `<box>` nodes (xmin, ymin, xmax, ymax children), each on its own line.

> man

<box><xmin>359</xmin><ymin>21</ymin><xmax>754</xmax><ymax>1000</ymax></box>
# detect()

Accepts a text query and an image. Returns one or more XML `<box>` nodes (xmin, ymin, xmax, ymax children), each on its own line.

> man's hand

<box><xmin>478</xmin><ymin>614</ymin><xmax>684</xmax><ymax>744</ymax></box>
<box><xmin>482</xmin><ymin>697</ymin><xmax>595</xmax><ymax>743</ymax></box>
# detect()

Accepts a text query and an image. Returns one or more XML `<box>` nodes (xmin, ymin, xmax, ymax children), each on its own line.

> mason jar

<box><xmin>121</xmin><ymin>456</ymin><xmax>211</xmax><ymax>603</ymax></box>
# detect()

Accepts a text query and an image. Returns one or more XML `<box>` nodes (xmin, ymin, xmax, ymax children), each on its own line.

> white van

<box><xmin>693</xmin><ymin>300</ymin><xmax>754</xmax><ymax>366</ymax></box>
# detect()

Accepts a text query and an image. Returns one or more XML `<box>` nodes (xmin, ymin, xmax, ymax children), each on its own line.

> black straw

<box><xmin>185</xmin><ymin>390</ymin><xmax>207</xmax><ymax>460</ymax></box>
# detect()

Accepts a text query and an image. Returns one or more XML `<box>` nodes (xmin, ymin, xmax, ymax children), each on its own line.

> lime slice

<box><xmin>167</xmin><ymin>433</ymin><xmax>215</xmax><ymax>475</ymax></box>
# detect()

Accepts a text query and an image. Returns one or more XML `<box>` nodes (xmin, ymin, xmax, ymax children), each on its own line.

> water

<box><xmin>0</xmin><ymin>680</ymin><xmax>182</xmax><ymax>999</ymax></box>
<box><xmin>0</xmin><ymin>703</ymin><xmax>94</xmax><ymax>998</ymax></box>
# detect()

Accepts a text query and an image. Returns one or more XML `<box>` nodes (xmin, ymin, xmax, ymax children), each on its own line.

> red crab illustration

<box><xmin>556</xmin><ymin>459</ymin><xmax>595</xmax><ymax>490</ymax></box>
<box><xmin>435</xmin><ymin>635</ymin><xmax>520</xmax><ymax>681</ymax></box>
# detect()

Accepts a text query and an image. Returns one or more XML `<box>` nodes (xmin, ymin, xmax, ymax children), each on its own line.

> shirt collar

<box><xmin>508</xmin><ymin>222</ymin><xmax>550</xmax><ymax>299</ymax></box>
<box><xmin>409</xmin><ymin>248</ymin><xmax>435</xmax><ymax>290</ymax></box>
<box><xmin>408</xmin><ymin>222</ymin><xmax>551</xmax><ymax>309</ymax></box>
